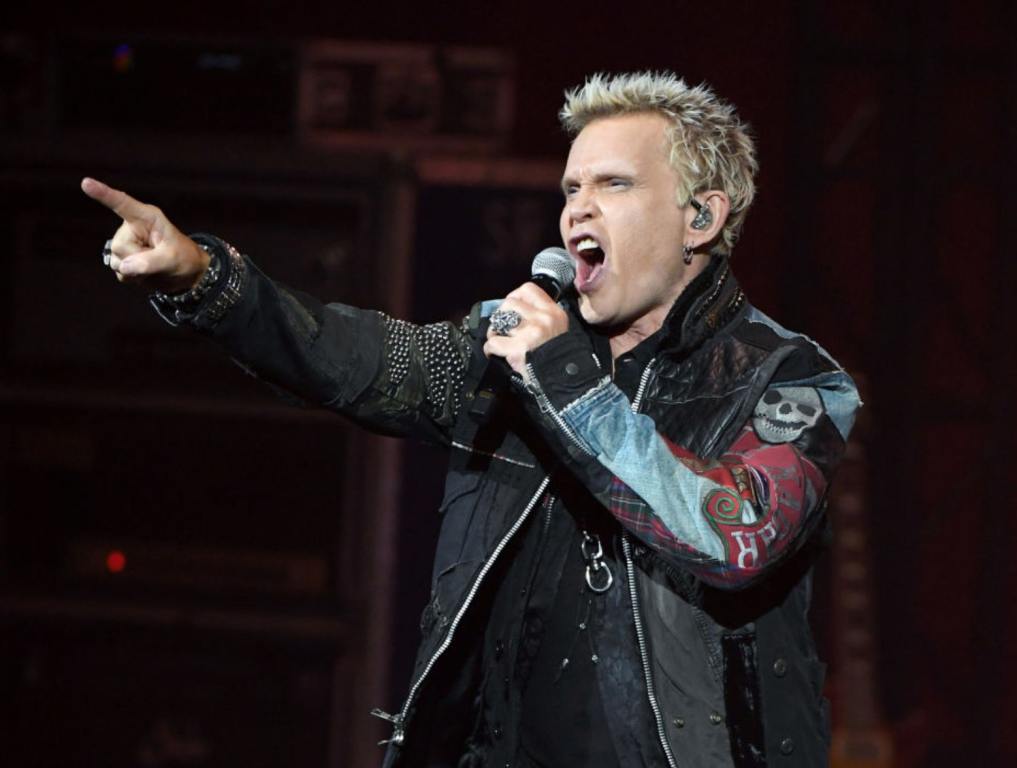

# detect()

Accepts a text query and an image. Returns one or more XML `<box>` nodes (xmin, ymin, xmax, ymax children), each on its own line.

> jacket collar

<box><xmin>570</xmin><ymin>255</ymin><xmax>747</xmax><ymax>363</ymax></box>
<box><xmin>656</xmin><ymin>254</ymin><xmax>746</xmax><ymax>357</ymax></box>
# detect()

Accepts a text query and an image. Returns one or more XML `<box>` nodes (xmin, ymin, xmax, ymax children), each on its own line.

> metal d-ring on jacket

<box><xmin>155</xmin><ymin>241</ymin><xmax>860</xmax><ymax>768</ymax></box>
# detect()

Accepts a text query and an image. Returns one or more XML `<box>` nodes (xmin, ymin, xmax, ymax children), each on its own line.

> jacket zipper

<box><xmin>544</xmin><ymin>494</ymin><xmax>557</xmax><ymax>532</ymax></box>
<box><xmin>523</xmin><ymin>361</ymin><xmax>597</xmax><ymax>457</ymax></box>
<box><xmin>631</xmin><ymin>358</ymin><xmax>657</xmax><ymax>413</ymax></box>
<box><xmin>377</xmin><ymin>475</ymin><xmax>553</xmax><ymax>747</ymax></box>
<box><xmin>624</xmin><ymin>359</ymin><xmax>679</xmax><ymax>768</ymax></box>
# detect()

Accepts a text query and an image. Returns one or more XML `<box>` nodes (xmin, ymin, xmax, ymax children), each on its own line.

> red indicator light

<box><xmin>106</xmin><ymin>550</ymin><xmax>126</xmax><ymax>574</ymax></box>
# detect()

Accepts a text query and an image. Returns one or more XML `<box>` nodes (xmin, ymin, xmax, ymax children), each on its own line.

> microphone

<box><xmin>467</xmin><ymin>247</ymin><xmax>576</xmax><ymax>421</ymax></box>
<box><xmin>529</xmin><ymin>247</ymin><xmax>576</xmax><ymax>300</ymax></box>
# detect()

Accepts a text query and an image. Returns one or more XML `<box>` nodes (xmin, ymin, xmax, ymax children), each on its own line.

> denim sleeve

<box><xmin>525</xmin><ymin>337</ymin><xmax>858</xmax><ymax>589</ymax></box>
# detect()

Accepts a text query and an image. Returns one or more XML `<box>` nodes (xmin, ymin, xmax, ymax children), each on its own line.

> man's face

<box><xmin>560</xmin><ymin>112</ymin><xmax>691</xmax><ymax>336</ymax></box>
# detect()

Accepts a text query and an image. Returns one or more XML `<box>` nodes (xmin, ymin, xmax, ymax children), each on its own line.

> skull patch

<box><xmin>752</xmin><ymin>386</ymin><xmax>824</xmax><ymax>444</ymax></box>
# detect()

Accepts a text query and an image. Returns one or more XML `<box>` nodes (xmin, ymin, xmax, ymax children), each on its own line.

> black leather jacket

<box><xmin>167</xmin><ymin>245</ymin><xmax>859</xmax><ymax>767</ymax></box>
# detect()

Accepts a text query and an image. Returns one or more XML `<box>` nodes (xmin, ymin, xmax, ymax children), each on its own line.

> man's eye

<box><xmin>609</xmin><ymin>178</ymin><xmax>630</xmax><ymax>189</ymax></box>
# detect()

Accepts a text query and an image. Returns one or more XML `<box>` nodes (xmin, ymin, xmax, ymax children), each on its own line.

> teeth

<box><xmin>576</xmin><ymin>237</ymin><xmax>599</xmax><ymax>252</ymax></box>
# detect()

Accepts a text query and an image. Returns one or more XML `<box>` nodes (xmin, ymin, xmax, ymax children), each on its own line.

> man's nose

<box><xmin>567</xmin><ymin>188</ymin><xmax>598</xmax><ymax>223</ymax></box>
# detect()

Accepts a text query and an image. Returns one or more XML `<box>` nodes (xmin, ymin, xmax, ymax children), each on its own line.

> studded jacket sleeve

<box><xmin>518</xmin><ymin>326</ymin><xmax>860</xmax><ymax>590</ymax></box>
<box><xmin>151</xmin><ymin>243</ymin><xmax>472</xmax><ymax>444</ymax></box>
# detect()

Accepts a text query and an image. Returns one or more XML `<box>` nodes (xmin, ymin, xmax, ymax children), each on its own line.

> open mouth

<box><xmin>574</xmin><ymin>236</ymin><xmax>606</xmax><ymax>291</ymax></box>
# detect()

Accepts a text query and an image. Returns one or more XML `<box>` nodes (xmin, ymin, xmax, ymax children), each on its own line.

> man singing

<box><xmin>83</xmin><ymin>71</ymin><xmax>859</xmax><ymax>767</ymax></box>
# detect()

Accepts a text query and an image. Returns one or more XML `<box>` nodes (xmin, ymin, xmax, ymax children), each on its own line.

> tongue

<box><xmin>576</xmin><ymin>257</ymin><xmax>605</xmax><ymax>291</ymax></box>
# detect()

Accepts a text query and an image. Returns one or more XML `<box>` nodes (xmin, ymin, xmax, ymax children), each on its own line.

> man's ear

<box><xmin>684</xmin><ymin>190</ymin><xmax>730</xmax><ymax>247</ymax></box>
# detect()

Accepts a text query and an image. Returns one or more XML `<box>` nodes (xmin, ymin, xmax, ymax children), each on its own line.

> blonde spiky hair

<box><xmin>560</xmin><ymin>71</ymin><xmax>758</xmax><ymax>255</ymax></box>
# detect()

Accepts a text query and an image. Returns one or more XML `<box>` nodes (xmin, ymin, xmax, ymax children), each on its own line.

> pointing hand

<box><xmin>81</xmin><ymin>177</ymin><xmax>210</xmax><ymax>293</ymax></box>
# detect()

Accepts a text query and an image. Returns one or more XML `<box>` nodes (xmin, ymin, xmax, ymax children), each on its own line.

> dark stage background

<box><xmin>2</xmin><ymin>1</ymin><xmax>1013</xmax><ymax>766</ymax></box>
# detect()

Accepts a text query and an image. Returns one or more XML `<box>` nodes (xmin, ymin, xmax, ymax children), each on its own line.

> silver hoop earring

<box><xmin>682</xmin><ymin>244</ymin><xmax>695</xmax><ymax>265</ymax></box>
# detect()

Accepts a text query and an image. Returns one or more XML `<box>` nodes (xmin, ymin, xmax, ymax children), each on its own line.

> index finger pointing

<box><xmin>80</xmin><ymin>177</ymin><xmax>155</xmax><ymax>223</ymax></box>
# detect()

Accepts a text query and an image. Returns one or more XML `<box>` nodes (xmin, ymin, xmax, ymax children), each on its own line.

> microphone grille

<box><xmin>531</xmin><ymin>247</ymin><xmax>576</xmax><ymax>287</ymax></box>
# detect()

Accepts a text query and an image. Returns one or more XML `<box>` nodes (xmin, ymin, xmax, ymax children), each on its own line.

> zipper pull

<box><xmin>370</xmin><ymin>708</ymin><xmax>405</xmax><ymax>746</ymax></box>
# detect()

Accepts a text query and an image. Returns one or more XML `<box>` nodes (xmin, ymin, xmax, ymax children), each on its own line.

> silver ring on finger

<box><xmin>102</xmin><ymin>239</ymin><xmax>113</xmax><ymax>267</ymax></box>
<box><xmin>490</xmin><ymin>308</ymin><xmax>522</xmax><ymax>336</ymax></box>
